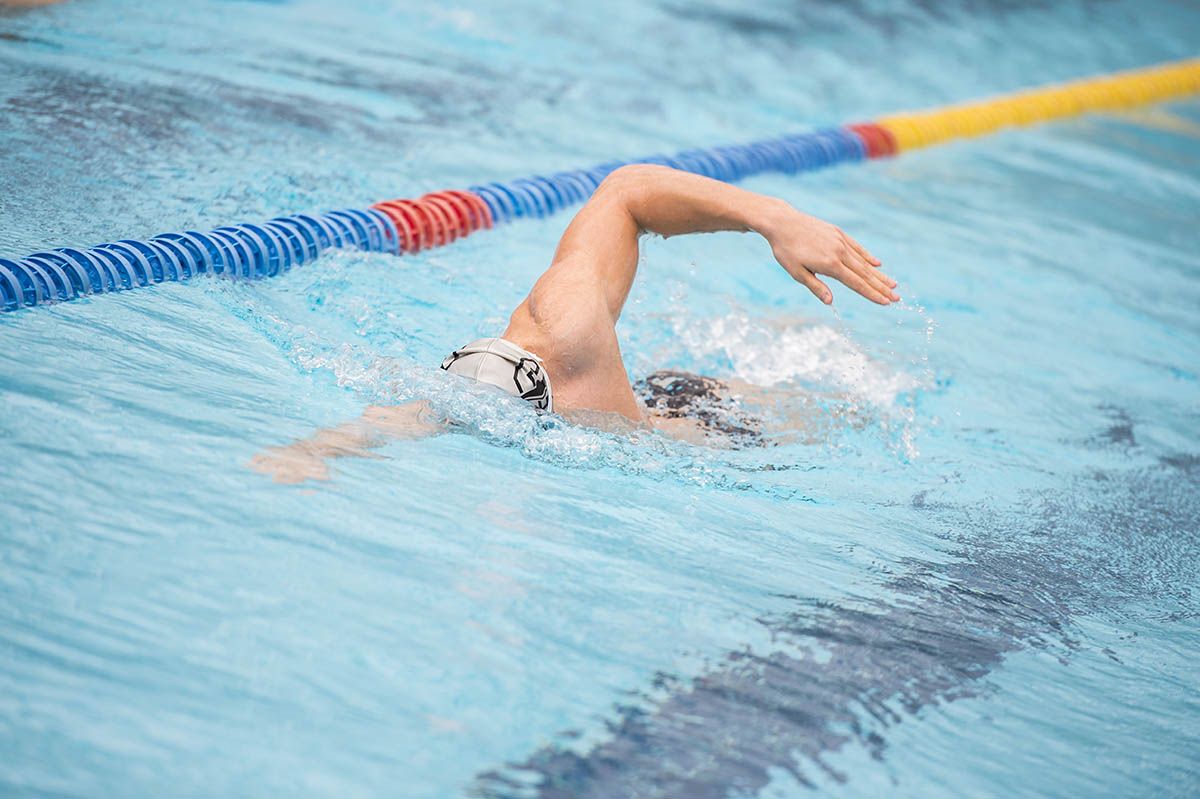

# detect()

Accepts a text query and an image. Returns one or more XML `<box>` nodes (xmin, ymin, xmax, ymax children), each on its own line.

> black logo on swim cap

<box><xmin>514</xmin><ymin>357</ymin><xmax>550</xmax><ymax>411</ymax></box>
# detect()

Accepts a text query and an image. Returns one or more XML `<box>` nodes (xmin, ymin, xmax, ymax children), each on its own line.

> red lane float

<box><xmin>371</xmin><ymin>190</ymin><xmax>494</xmax><ymax>254</ymax></box>
<box><xmin>846</xmin><ymin>123</ymin><xmax>898</xmax><ymax>159</ymax></box>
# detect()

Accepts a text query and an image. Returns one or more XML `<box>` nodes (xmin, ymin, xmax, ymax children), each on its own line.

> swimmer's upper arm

<box><xmin>512</xmin><ymin>165</ymin><xmax>749</xmax><ymax>379</ymax></box>
<box><xmin>545</xmin><ymin>172</ymin><xmax>645</xmax><ymax>322</ymax></box>
<box><xmin>544</xmin><ymin>163</ymin><xmax>767</xmax><ymax>321</ymax></box>
<box><xmin>505</xmin><ymin>173</ymin><xmax>645</xmax><ymax>372</ymax></box>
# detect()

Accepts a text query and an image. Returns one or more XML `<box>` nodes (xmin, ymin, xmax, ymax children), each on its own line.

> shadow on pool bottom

<box><xmin>471</xmin><ymin>444</ymin><xmax>1199</xmax><ymax>797</ymax></box>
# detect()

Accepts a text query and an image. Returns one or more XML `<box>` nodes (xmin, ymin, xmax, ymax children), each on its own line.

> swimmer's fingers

<box><xmin>794</xmin><ymin>268</ymin><xmax>833</xmax><ymax>305</ymax></box>
<box><xmin>843</xmin><ymin>232</ymin><xmax>882</xmax><ymax>268</ymax></box>
<box><xmin>840</xmin><ymin>232</ymin><xmax>899</xmax><ymax>294</ymax></box>
<box><xmin>834</xmin><ymin>264</ymin><xmax>893</xmax><ymax>305</ymax></box>
<box><xmin>835</xmin><ymin>233</ymin><xmax>896</xmax><ymax>300</ymax></box>
<box><xmin>849</xmin><ymin>241</ymin><xmax>895</xmax><ymax>287</ymax></box>
<box><xmin>837</xmin><ymin>234</ymin><xmax>886</xmax><ymax>280</ymax></box>
<box><xmin>841</xmin><ymin>252</ymin><xmax>898</xmax><ymax>302</ymax></box>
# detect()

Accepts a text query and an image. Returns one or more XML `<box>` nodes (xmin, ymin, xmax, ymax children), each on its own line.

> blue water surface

<box><xmin>1</xmin><ymin>1</ymin><xmax>1198</xmax><ymax>797</ymax></box>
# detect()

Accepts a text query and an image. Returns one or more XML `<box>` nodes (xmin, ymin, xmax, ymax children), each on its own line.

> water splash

<box><xmin>662</xmin><ymin>303</ymin><xmax>934</xmax><ymax>459</ymax></box>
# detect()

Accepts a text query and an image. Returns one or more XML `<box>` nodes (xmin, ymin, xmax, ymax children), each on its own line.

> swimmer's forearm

<box><xmin>606</xmin><ymin>164</ymin><xmax>790</xmax><ymax>239</ymax></box>
<box><xmin>609</xmin><ymin>164</ymin><xmax>897</xmax><ymax>305</ymax></box>
<box><xmin>295</xmin><ymin>403</ymin><xmax>443</xmax><ymax>455</ymax></box>
<box><xmin>244</xmin><ymin>419</ymin><xmax>391</xmax><ymax>485</ymax></box>
<box><xmin>248</xmin><ymin>402</ymin><xmax>443</xmax><ymax>483</ymax></box>
<box><xmin>284</xmin><ymin>420</ymin><xmax>391</xmax><ymax>460</ymax></box>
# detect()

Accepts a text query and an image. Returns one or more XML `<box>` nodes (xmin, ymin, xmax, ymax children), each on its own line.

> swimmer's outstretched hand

<box><xmin>248</xmin><ymin>448</ymin><xmax>333</xmax><ymax>484</ymax></box>
<box><xmin>760</xmin><ymin>205</ymin><xmax>898</xmax><ymax>305</ymax></box>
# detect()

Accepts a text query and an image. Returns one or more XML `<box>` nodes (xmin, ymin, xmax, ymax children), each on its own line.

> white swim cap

<box><xmin>440</xmin><ymin>337</ymin><xmax>553</xmax><ymax>412</ymax></box>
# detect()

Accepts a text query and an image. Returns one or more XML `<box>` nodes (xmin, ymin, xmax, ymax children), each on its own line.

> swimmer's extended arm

<box><xmin>501</xmin><ymin>164</ymin><xmax>898</xmax><ymax>417</ymax></box>
<box><xmin>247</xmin><ymin>402</ymin><xmax>443</xmax><ymax>484</ymax></box>
<box><xmin>547</xmin><ymin>164</ymin><xmax>897</xmax><ymax>317</ymax></box>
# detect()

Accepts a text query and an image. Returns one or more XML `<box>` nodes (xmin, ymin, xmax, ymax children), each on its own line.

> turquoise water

<box><xmin>2</xmin><ymin>1</ymin><xmax>1199</xmax><ymax>797</ymax></box>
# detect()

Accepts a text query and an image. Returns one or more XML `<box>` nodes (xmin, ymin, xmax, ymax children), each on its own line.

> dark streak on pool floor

<box><xmin>472</xmin><ymin>433</ymin><xmax>1200</xmax><ymax>797</ymax></box>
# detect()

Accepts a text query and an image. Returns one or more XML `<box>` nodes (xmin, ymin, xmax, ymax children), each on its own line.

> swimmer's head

<box><xmin>636</xmin><ymin>370</ymin><xmax>763</xmax><ymax>446</ymax></box>
<box><xmin>441</xmin><ymin>338</ymin><xmax>553</xmax><ymax>412</ymax></box>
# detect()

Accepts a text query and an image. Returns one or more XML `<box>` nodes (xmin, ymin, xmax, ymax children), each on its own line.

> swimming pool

<box><xmin>1</xmin><ymin>1</ymin><xmax>1198</xmax><ymax>796</ymax></box>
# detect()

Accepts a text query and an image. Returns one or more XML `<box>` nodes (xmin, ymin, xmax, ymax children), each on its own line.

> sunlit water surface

<box><xmin>1</xmin><ymin>1</ymin><xmax>1198</xmax><ymax>797</ymax></box>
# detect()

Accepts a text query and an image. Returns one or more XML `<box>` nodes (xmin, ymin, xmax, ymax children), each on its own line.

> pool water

<box><xmin>1</xmin><ymin>1</ymin><xmax>1198</xmax><ymax>797</ymax></box>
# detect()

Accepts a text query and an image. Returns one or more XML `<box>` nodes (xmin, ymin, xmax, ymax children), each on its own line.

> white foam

<box><xmin>674</xmin><ymin>312</ymin><xmax>922</xmax><ymax>408</ymax></box>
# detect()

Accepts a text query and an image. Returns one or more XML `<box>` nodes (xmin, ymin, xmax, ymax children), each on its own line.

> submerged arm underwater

<box><xmin>249</xmin><ymin>165</ymin><xmax>896</xmax><ymax>483</ymax></box>
<box><xmin>248</xmin><ymin>403</ymin><xmax>442</xmax><ymax>484</ymax></box>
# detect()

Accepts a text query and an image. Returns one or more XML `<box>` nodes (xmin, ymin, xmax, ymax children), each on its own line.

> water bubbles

<box><xmin>671</xmin><ymin>310</ymin><xmax>923</xmax><ymax>406</ymax></box>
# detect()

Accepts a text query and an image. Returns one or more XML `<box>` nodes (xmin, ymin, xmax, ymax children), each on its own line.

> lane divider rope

<box><xmin>2</xmin><ymin>57</ymin><xmax>1197</xmax><ymax>313</ymax></box>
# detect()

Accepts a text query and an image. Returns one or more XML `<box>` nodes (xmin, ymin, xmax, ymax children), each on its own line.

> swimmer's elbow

<box><xmin>595</xmin><ymin>164</ymin><xmax>674</xmax><ymax>207</ymax></box>
<box><xmin>600</xmin><ymin>163</ymin><xmax>672</xmax><ymax>187</ymax></box>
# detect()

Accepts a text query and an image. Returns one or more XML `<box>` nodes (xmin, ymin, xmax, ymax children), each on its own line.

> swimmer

<box><xmin>250</xmin><ymin>165</ymin><xmax>896</xmax><ymax>483</ymax></box>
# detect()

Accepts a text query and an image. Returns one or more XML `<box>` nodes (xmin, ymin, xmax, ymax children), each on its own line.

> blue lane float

<box><xmin>0</xmin><ymin>209</ymin><xmax>401</xmax><ymax>312</ymax></box>
<box><xmin>467</xmin><ymin>127</ymin><xmax>867</xmax><ymax>224</ymax></box>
